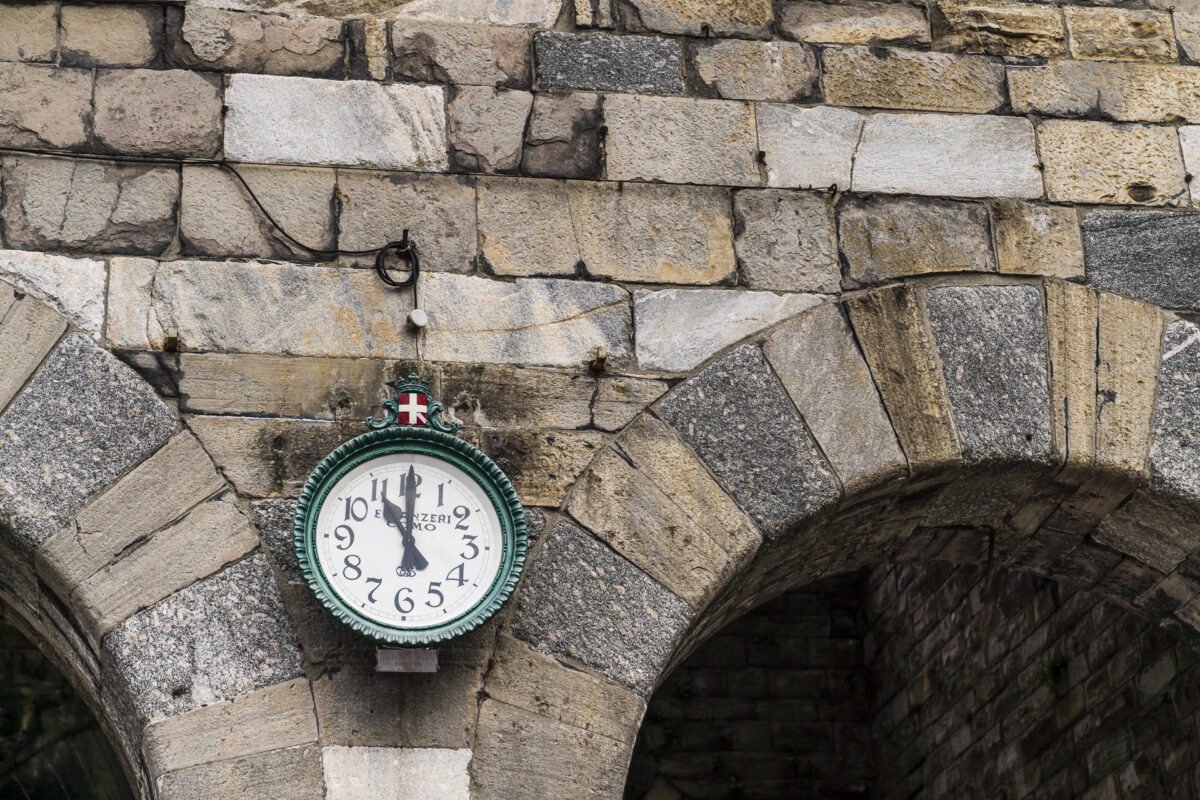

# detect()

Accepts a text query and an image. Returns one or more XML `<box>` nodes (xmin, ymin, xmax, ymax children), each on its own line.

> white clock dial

<box><xmin>314</xmin><ymin>453</ymin><xmax>503</xmax><ymax>629</ymax></box>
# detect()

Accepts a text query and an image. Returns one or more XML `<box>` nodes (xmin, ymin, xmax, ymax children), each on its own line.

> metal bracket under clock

<box><xmin>376</xmin><ymin>648</ymin><xmax>439</xmax><ymax>673</ymax></box>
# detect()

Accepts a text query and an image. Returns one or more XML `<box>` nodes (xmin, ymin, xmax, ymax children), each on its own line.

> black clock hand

<box><xmin>391</xmin><ymin>467</ymin><xmax>428</xmax><ymax>575</ymax></box>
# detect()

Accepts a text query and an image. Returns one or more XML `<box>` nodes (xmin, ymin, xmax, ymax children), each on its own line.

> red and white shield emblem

<box><xmin>396</xmin><ymin>392</ymin><xmax>428</xmax><ymax>425</ymax></box>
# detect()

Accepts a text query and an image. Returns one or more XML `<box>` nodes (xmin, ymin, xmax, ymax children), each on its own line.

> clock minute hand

<box><xmin>398</xmin><ymin>467</ymin><xmax>429</xmax><ymax>574</ymax></box>
<box><xmin>383</xmin><ymin>494</ymin><xmax>428</xmax><ymax>576</ymax></box>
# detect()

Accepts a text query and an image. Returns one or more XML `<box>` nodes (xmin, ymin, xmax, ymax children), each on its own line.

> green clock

<box><xmin>292</xmin><ymin>376</ymin><xmax>527</xmax><ymax>646</ymax></box>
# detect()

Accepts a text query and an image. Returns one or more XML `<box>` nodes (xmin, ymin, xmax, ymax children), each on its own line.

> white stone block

<box><xmin>0</xmin><ymin>249</ymin><xmax>105</xmax><ymax>333</ymax></box>
<box><xmin>635</xmin><ymin>288</ymin><xmax>824</xmax><ymax>373</ymax></box>
<box><xmin>225</xmin><ymin>75</ymin><xmax>448</xmax><ymax>171</ymax></box>
<box><xmin>756</xmin><ymin>104</ymin><xmax>865</xmax><ymax>190</ymax></box>
<box><xmin>322</xmin><ymin>747</ymin><xmax>471</xmax><ymax>800</ymax></box>
<box><xmin>852</xmin><ymin>112</ymin><xmax>1043</xmax><ymax>199</ymax></box>
<box><xmin>1179</xmin><ymin>126</ymin><xmax>1200</xmax><ymax>206</ymax></box>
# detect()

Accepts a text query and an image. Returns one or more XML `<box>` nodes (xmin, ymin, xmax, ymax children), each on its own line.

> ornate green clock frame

<box><xmin>292</xmin><ymin>377</ymin><xmax>528</xmax><ymax>647</ymax></box>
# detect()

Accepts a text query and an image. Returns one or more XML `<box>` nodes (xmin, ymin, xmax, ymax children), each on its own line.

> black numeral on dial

<box><xmin>453</xmin><ymin>506</ymin><xmax>471</xmax><ymax>530</ymax></box>
<box><xmin>446</xmin><ymin>563</ymin><xmax>466</xmax><ymax>587</ymax></box>
<box><xmin>343</xmin><ymin>496</ymin><xmax>368</xmax><ymax>522</ymax></box>
<box><xmin>343</xmin><ymin>554</ymin><xmax>362</xmax><ymax>581</ymax></box>
<box><xmin>394</xmin><ymin>587</ymin><xmax>414</xmax><ymax>613</ymax></box>
<box><xmin>334</xmin><ymin>524</ymin><xmax>355</xmax><ymax>550</ymax></box>
<box><xmin>460</xmin><ymin>534</ymin><xmax>479</xmax><ymax>560</ymax></box>
<box><xmin>426</xmin><ymin>581</ymin><xmax>444</xmax><ymax>608</ymax></box>
<box><xmin>365</xmin><ymin>577</ymin><xmax>382</xmax><ymax>602</ymax></box>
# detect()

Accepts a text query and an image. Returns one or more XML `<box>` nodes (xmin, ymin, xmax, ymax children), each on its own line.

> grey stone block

<box><xmin>1151</xmin><ymin>320</ymin><xmax>1200</xmax><ymax>502</ymax></box>
<box><xmin>0</xmin><ymin>333</ymin><xmax>177</xmax><ymax>550</ymax></box>
<box><xmin>521</xmin><ymin>92</ymin><xmax>602</xmax><ymax>180</ymax></box>
<box><xmin>657</xmin><ymin>345</ymin><xmax>841</xmax><ymax>538</ymax></box>
<box><xmin>534</xmin><ymin>32</ymin><xmax>683</xmax><ymax>95</ymax></box>
<box><xmin>509</xmin><ymin>520</ymin><xmax>692</xmax><ymax>695</ymax></box>
<box><xmin>924</xmin><ymin>286</ymin><xmax>1053</xmax><ymax>466</ymax></box>
<box><xmin>155</xmin><ymin>743</ymin><xmax>324</xmax><ymax>800</ymax></box>
<box><xmin>101</xmin><ymin>554</ymin><xmax>304</xmax><ymax>726</ymax></box>
<box><xmin>1083</xmin><ymin>209</ymin><xmax>1200</xmax><ymax>310</ymax></box>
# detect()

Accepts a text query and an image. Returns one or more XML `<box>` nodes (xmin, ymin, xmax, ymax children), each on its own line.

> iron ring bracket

<box><xmin>374</xmin><ymin>231</ymin><xmax>420</xmax><ymax>288</ymax></box>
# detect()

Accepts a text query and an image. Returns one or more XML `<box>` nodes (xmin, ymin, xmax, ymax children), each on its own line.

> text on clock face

<box><xmin>314</xmin><ymin>453</ymin><xmax>503</xmax><ymax>629</ymax></box>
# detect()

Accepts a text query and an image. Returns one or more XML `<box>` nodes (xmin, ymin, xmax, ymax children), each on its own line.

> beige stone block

<box><xmin>175</xmin><ymin>7</ymin><xmax>344</xmax><ymax>76</ymax></box>
<box><xmin>322</xmin><ymin>747</ymin><xmax>470</xmax><ymax>800</ymax></box>
<box><xmin>1038</xmin><ymin>120</ymin><xmax>1187</xmax><ymax>206</ymax></box>
<box><xmin>765</xmin><ymin>303</ymin><xmax>907</xmax><ymax>493</ymax></box>
<box><xmin>567</xmin><ymin>415</ymin><xmax>760</xmax><ymax>608</ymax></box>
<box><xmin>94</xmin><ymin>69</ymin><xmax>223</xmax><ymax>157</ymax></box>
<box><xmin>1009</xmin><ymin>61</ymin><xmax>1200</xmax><ymax>123</ymax></box>
<box><xmin>142</xmin><ymin>678</ymin><xmax>318</xmax><ymax>779</ymax></box>
<box><xmin>0</xmin><ymin>4</ymin><xmax>56</xmax><ymax>62</ymax></box>
<box><xmin>757</xmin><ymin>104</ymin><xmax>864</xmax><ymax>190</ymax></box>
<box><xmin>362</xmin><ymin>18</ymin><xmax>388</xmax><ymax>81</ymax></box>
<box><xmin>1096</xmin><ymin>292</ymin><xmax>1163</xmax><ymax>480</ymax></box>
<box><xmin>72</xmin><ymin>496</ymin><xmax>259</xmax><ymax>638</ymax></box>
<box><xmin>0</xmin><ymin>249</ymin><xmax>105</xmax><ymax>333</ymax></box>
<box><xmin>990</xmin><ymin>201</ymin><xmax>1084</xmax><ymax>278</ymax></box>
<box><xmin>687</xmin><ymin>39</ymin><xmax>818</xmax><ymax>102</ymax></box>
<box><xmin>1066</xmin><ymin>7</ymin><xmax>1176</xmax><ymax>61</ymax></box>
<box><xmin>0</xmin><ymin>293</ymin><xmax>66</xmax><ymax>413</ymax></box>
<box><xmin>465</xmin><ymin>427</ymin><xmax>606</xmax><ymax>507</ymax></box>
<box><xmin>591</xmin><ymin>376</ymin><xmax>668</xmax><ymax>432</ymax></box>
<box><xmin>822</xmin><ymin>46</ymin><xmax>1005</xmax><ymax>113</ymax></box>
<box><xmin>440</xmin><ymin>362</ymin><xmax>593</xmax><ymax>429</ymax></box>
<box><xmin>37</xmin><ymin>431</ymin><xmax>224</xmax><ymax>597</ymax></box>
<box><xmin>60</xmin><ymin>5</ymin><xmax>161</xmax><ymax>67</ymax></box>
<box><xmin>0</xmin><ymin>64</ymin><xmax>92</xmax><ymax>150</ymax></box>
<box><xmin>1045</xmin><ymin>281</ymin><xmax>1098</xmax><ymax>475</ymax></box>
<box><xmin>604</xmin><ymin>94</ymin><xmax>760</xmax><ymax>187</ymax></box>
<box><xmin>933</xmin><ymin>0</ymin><xmax>1065</xmax><ymax>57</ymax></box>
<box><xmin>844</xmin><ymin>285</ymin><xmax>960</xmax><ymax>472</ymax></box>
<box><xmin>484</xmin><ymin>634</ymin><xmax>645</xmax><ymax>742</ymax></box>
<box><xmin>779</xmin><ymin>1</ymin><xmax>929</xmax><ymax>46</ymax></box>
<box><xmin>1180</xmin><ymin>126</ymin><xmax>1200</xmax><ymax>206</ymax></box>
<box><xmin>733</xmin><ymin>189</ymin><xmax>839</xmax><ymax>294</ymax></box>
<box><xmin>391</xmin><ymin>21</ymin><xmax>531</xmax><ymax>88</ymax></box>
<box><xmin>447</xmin><ymin>86</ymin><xmax>531</xmax><ymax>173</ymax></box>
<box><xmin>106</xmin><ymin>257</ymin><xmax>163</xmax><ymax>350</ymax></box>
<box><xmin>1175</xmin><ymin>12</ymin><xmax>1200</xmax><ymax>61</ymax></box>
<box><xmin>181</xmin><ymin>165</ymin><xmax>336</xmax><ymax>261</ymax></box>
<box><xmin>156</xmin><ymin>744</ymin><xmax>324</xmax><ymax>800</ymax></box>
<box><xmin>618</xmin><ymin>0</ymin><xmax>771</xmax><ymax>36</ymax></box>
<box><xmin>392</xmin><ymin>0</ymin><xmax>562</xmax><ymax>28</ymax></box>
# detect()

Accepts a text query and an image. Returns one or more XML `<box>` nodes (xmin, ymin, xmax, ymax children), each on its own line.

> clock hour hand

<box><xmin>385</xmin><ymin>469</ymin><xmax>427</xmax><ymax>575</ymax></box>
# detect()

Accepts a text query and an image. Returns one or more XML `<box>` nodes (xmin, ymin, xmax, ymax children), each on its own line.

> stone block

<box><xmin>757</xmin><ymin>104</ymin><xmax>864</xmax><ymax>190</ymax></box>
<box><xmin>105</xmin><ymin>257</ymin><xmax>161</xmax><ymax>349</ymax></box>
<box><xmin>568</xmin><ymin>415</ymin><xmax>760</xmax><ymax>607</ymax></box>
<box><xmin>823</xmin><ymin>46</ymin><xmax>1005</xmax><ymax>113</ymax></box>
<box><xmin>180</xmin><ymin>165</ymin><xmax>335</xmax><ymax>260</ymax></box>
<box><xmin>1065</xmin><ymin>7</ymin><xmax>1176</xmax><ymax>62</ymax></box>
<box><xmin>391</xmin><ymin>21</ymin><xmax>530</xmax><ymax>88</ymax></box>
<box><xmin>686</xmin><ymin>39</ymin><xmax>817</xmax><ymax>102</ymax></box>
<box><xmin>94</xmin><ymin>69</ymin><xmax>222</xmax><ymax>157</ymax></box>
<box><xmin>322</xmin><ymin>747</ymin><xmax>470</xmax><ymax>800</ymax></box>
<box><xmin>37</xmin><ymin>431</ymin><xmax>223</xmax><ymax>599</ymax></box>
<box><xmin>0</xmin><ymin>293</ymin><xmax>66</xmax><ymax>414</ymax></box>
<box><xmin>1152</xmin><ymin>320</ymin><xmax>1200</xmax><ymax>502</ymax></box>
<box><xmin>121</xmin><ymin>260</ymin><xmax>415</xmax><ymax>359</ymax></box>
<box><xmin>1010</xmin><ymin>62</ymin><xmax>1200</xmax><ymax>124</ymax></box>
<box><xmin>1044</xmin><ymin>281</ymin><xmax>1098</xmax><ymax>473</ymax></box>
<box><xmin>1096</xmin><ymin>293</ymin><xmax>1163</xmax><ymax>481</ymax></box>
<box><xmin>765</xmin><ymin>303</ymin><xmax>906</xmax><ymax>494</ymax></box>
<box><xmin>853</xmin><ymin>112</ymin><xmax>1042</xmax><ymax>199</ymax></box>
<box><xmin>0</xmin><ymin>333</ymin><xmax>177</xmax><ymax>550</ymax></box>
<box><xmin>175</xmin><ymin>353</ymin><xmax>404</xmax><ymax>421</ymax></box>
<box><xmin>0</xmin><ymin>64</ymin><xmax>92</xmax><ymax>150</ymax></box>
<box><xmin>838</xmin><ymin>195</ymin><xmax>996</xmax><ymax>289</ymax></box>
<box><xmin>1082</xmin><ymin>209</ymin><xmax>1200</xmax><ymax>309</ymax></box>
<box><xmin>73</xmin><ymin>496</ymin><xmax>260</xmax><ymax>640</ymax></box>
<box><xmin>604</xmin><ymin>94</ymin><xmax>759</xmax><ymax>186</ymax></box>
<box><xmin>0</xmin><ymin>4</ymin><xmax>56</xmax><ymax>62</ymax></box>
<box><xmin>60</xmin><ymin>5</ymin><xmax>162</xmax><ymax>67</ymax></box>
<box><xmin>1181</xmin><ymin>127</ymin><xmax>1200</xmax><ymax>206</ymax></box>
<box><xmin>933</xmin><ymin>1</ymin><xmax>1065</xmax><ymax>57</ymax></box>
<box><xmin>393</xmin><ymin>0</ymin><xmax>562</xmax><ymax>28</ymax></box>
<box><xmin>485</xmin><ymin>633</ymin><xmax>645</xmax><ymax>742</ymax></box>
<box><xmin>477</xmin><ymin>178</ymin><xmax>735</xmax><ymax>283</ymax></box>
<box><xmin>990</xmin><ymin>201</ymin><xmax>1084</xmax><ymax>278</ymax></box>
<box><xmin>534</xmin><ymin>32</ymin><xmax>683</xmax><ymax>94</ymax></box>
<box><xmin>0</xmin><ymin>249</ymin><xmax>105</xmax><ymax>335</ymax></box>
<box><xmin>1177</xmin><ymin>13</ymin><xmax>1200</xmax><ymax>61</ymax></box>
<box><xmin>634</xmin><ymin>288</ymin><xmax>821</xmax><ymax>373</ymax></box>
<box><xmin>576</xmin><ymin>0</ymin><xmax>613</xmax><ymax>28</ymax></box>
<box><xmin>1039</xmin><ymin>120</ymin><xmax>1186</xmax><ymax>206</ymax></box>
<box><xmin>421</xmin><ymin>273</ymin><xmax>630</xmax><ymax>368</ymax></box>
<box><xmin>1</xmin><ymin>154</ymin><xmax>178</xmax><ymax>255</ymax></box>
<box><xmin>615</xmin><ymin>0</ymin><xmax>771</xmax><ymax>37</ymax></box>
<box><xmin>508</xmin><ymin>520</ymin><xmax>692</xmax><ymax>693</ymax></box>
<box><xmin>336</xmin><ymin>172</ymin><xmax>475</xmax><ymax>273</ymax></box>
<box><xmin>440</xmin><ymin>363</ymin><xmax>592</xmax><ymax>429</ymax></box>
<box><xmin>1094</xmin><ymin>492</ymin><xmax>1194</xmax><ymax>574</ymax></box>
<box><xmin>465</xmin><ymin>427</ymin><xmax>605</xmax><ymax>507</ymax></box>
<box><xmin>657</xmin><ymin>345</ymin><xmax>841</xmax><ymax>536</ymax></box>
<box><xmin>311</xmin><ymin>665</ymin><xmax>483</xmax><ymax>747</ymax></box>
<box><xmin>733</xmin><ymin>190</ymin><xmax>838</xmax><ymax>293</ymax></box>
<box><xmin>156</xmin><ymin>744</ymin><xmax>324</xmax><ymax>800</ymax></box>
<box><xmin>447</xmin><ymin>86</ymin><xmax>531</xmax><ymax>173</ymax></box>
<box><xmin>102</xmin><ymin>554</ymin><xmax>303</xmax><ymax>725</ymax></box>
<box><xmin>779</xmin><ymin>2</ymin><xmax>929</xmax><ymax>46</ymax></box>
<box><xmin>521</xmin><ymin>92</ymin><xmax>602</xmax><ymax>179</ymax></box>
<box><xmin>592</xmin><ymin>376</ymin><xmax>668</xmax><ymax>431</ymax></box>
<box><xmin>142</xmin><ymin>678</ymin><xmax>317</xmax><ymax>779</ymax></box>
<box><xmin>844</xmin><ymin>285</ymin><xmax>960</xmax><ymax>471</ymax></box>
<box><xmin>171</xmin><ymin>7</ymin><xmax>344</xmax><ymax>77</ymax></box>
<box><xmin>225</xmin><ymin>75</ymin><xmax>447</xmax><ymax>171</ymax></box>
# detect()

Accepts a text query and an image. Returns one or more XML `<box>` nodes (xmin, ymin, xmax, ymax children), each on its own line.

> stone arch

<box><xmin>0</xmin><ymin>281</ymin><xmax>311</xmax><ymax>800</ymax></box>
<box><xmin>479</xmin><ymin>274</ymin><xmax>1200</xmax><ymax>798</ymax></box>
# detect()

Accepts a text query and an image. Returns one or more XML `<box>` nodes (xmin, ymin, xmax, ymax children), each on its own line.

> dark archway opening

<box><xmin>0</xmin><ymin>609</ymin><xmax>133</xmax><ymax>800</ymax></box>
<box><xmin>626</xmin><ymin>562</ymin><xmax>1200</xmax><ymax>799</ymax></box>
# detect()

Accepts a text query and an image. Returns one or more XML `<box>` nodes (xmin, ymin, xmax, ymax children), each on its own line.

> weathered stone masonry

<box><xmin>5</xmin><ymin>0</ymin><xmax>1200</xmax><ymax>797</ymax></box>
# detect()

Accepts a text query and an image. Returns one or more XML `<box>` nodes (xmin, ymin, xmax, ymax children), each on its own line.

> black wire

<box><xmin>0</xmin><ymin>146</ymin><xmax>420</xmax><ymax>287</ymax></box>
